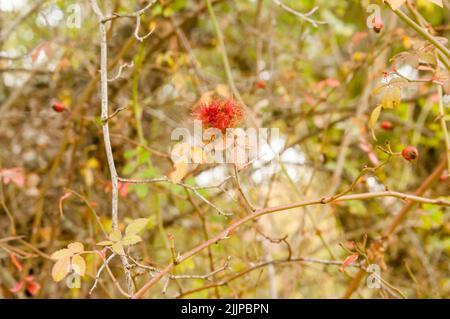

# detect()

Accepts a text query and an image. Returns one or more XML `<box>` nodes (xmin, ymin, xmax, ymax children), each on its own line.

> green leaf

<box><xmin>134</xmin><ymin>184</ymin><xmax>148</xmax><ymax>199</ymax></box>
<box><xmin>137</xmin><ymin>149</ymin><xmax>151</xmax><ymax>165</ymax></box>
<box><xmin>125</xmin><ymin>218</ymin><xmax>149</xmax><ymax>236</ymax></box>
<box><xmin>121</xmin><ymin>234</ymin><xmax>142</xmax><ymax>246</ymax></box>
<box><xmin>124</xmin><ymin>149</ymin><xmax>139</xmax><ymax>159</ymax></box>
<box><xmin>122</xmin><ymin>162</ymin><xmax>137</xmax><ymax>175</ymax></box>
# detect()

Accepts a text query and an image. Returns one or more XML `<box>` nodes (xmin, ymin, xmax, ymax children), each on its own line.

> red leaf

<box><xmin>10</xmin><ymin>280</ymin><xmax>25</xmax><ymax>294</ymax></box>
<box><xmin>340</xmin><ymin>254</ymin><xmax>359</xmax><ymax>272</ymax></box>
<box><xmin>9</xmin><ymin>253</ymin><xmax>23</xmax><ymax>272</ymax></box>
<box><xmin>26</xmin><ymin>280</ymin><xmax>41</xmax><ymax>296</ymax></box>
<box><xmin>0</xmin><ymin>168</ymin><xmax>25</xmax><ymax>187</ymax></box>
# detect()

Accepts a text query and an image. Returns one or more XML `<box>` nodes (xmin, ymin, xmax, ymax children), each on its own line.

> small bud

<box><xmin>52</xmin><ymin>101</ymin><xmax>66</xmax><ymax>113</ymax></box>
<box><xmin>372</xmin><ymin>16</ymin><xmax>384</xmax><ymax>33</ymax></box>
<box><xmin>401</xmin><ymin>146</ymin><xmax>418</xmax><ymax>161</ymax></box>
<box><xmin>380</xmin><ymin>121</ymin><xmax>393</xmax><ymax>130</ymax></box>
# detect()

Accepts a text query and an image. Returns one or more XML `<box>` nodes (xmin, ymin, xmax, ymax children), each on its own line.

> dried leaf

<box><xmin>369</xmin><ymin>105</ymin><xmax>382</xmax><ymax>129</ymax></box>
<box><xmin>67</xmin><ymin>242</ymin><xmax>84</xmax><ymax>254</ymax></box>
<box><xmin>51</xmin><ymin>257</ymin><xmax>71</xmax><ymax>282</ymax></box>
<box><xmin>71</xmin><ymin>255</ymin><xmax>86</xmax><ymax>276</ymax></box>
<box><xmin>51</xmin><ymin>248</ymin><xmax>72</xmax><ymax>260</ymax></box>
<box><xmin>168</xmin><ymin>160</ymin><xmax>188</xmax><ymax>183</ymax></box>
<box><xmin>340</xmin><ymin>254</ymin><xmax>359</xmax><ymax>272</ymax></box>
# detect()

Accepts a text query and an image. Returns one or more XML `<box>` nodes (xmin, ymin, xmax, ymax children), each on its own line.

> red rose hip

<box><xmin>52</xmin><ymin>101</ymin><xmax>65</xmax><ymax>113</ymax></box>
<box><xmin>372</xmin><ymin>16</ymin><xmax>384</xmax><ymax>33</ymax></box>
<box><xmin>401</xmin><ymin>146</ymin><xmax>418</xmax><ymax>161</ymax></box>
<box><xmin>380</xmin><ymin>121</ymin><xmax>393</xmax><ymax>130</ymax></box>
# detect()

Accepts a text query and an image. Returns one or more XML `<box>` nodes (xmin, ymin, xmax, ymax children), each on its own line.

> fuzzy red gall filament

<box><xmin>380</xmin><ymin>121</ymin><xmax>393</xmax><ymax>130</ymax></box>
<box><xmin>193</xmin><ymin>98</ymin><xmax>243</xmax><ymax>131</ymax></box>
<box><xmin>52</xmin><ymin>101</ymin><xmax>66</xmax><ymax>113</ymax></box>
<box><xmin>372</xmin><ymin>16</ymin><xmax>384</xmax><ymax>33</ymax></box>
<box><xmin>401</xmin><ymin>146</ymin><xmax>418</xmax><ymax>161</ymax></box>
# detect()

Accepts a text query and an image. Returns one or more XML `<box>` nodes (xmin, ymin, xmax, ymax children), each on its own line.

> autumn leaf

<box><xmin>121</xmin><ymin>234</ymin><xmax>142</xmax><ymax>246</ymax></box>
<box><xmin>340</xmin><ymin>254</ymin><xmax>359</xmax><ymax>272</ymax></box>
<box><xmin>68</xmin><ymin>242</ymin><xmax>84</xmax><ymax>254</ymax></box>
<box><xmin>125</xmin><ymin>218</ymin><xmax>149</xmax><ymax>236</ymax></box>
<box><xmin>0</xmin><ymin>168</ymin><xmax>25</xmax><ymax>187</ymax></box>
<box><xmin>51</xmin><ymin>248</ymin><xmax>72</xmax><ymax>260</ymax></box>
<box><xmin>71</xmin><ymin>255</ymin><xmax>86</xmax><ymax>276</ymax></box>
<box><xmin>109</xmin><ymin>230</ymin><xmax>122</xmax><ymax>241</ymax></box>
<box><xmin>52</xmin><ymin>257</ymin><xmax>71</xmax><ymax>282</ymax></box>
<box><xmin>97</xmin><ymin>240</ymin><xmax>114</xmax><ymax>246</ymax></box>
<box><xmin>111</xmin><ymin>242</ymin><xmax>125</xmax><ymax>256</ymax></box>
<box><xmin>10</xmin><ymin>253</ymin><xmax>23</xmax><ymax>272</ymax></box>
<box><xmin>168</xmin><ymin>160</ymin><xmax>188</xmax><ymax>183</ymax></box>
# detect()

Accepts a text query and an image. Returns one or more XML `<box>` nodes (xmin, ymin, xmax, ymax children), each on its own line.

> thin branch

<box><xmin>271</xmin><ymin>0</ymin><xmax>327</xmax><ymax>28</ymax></box>
<box><xmin>90</xmin><ymin>0</ymin><xmax>135</xmax><ymax>295</ymax></box>
<box><xmin>108</xmin><ymin>61</ymin><xmax>134</xmax><ymax>81</ymax></box>
<box><xmin>132</xmin><ymin>189</ymin><xmax>450</xmax><ymax>298</ymax></box>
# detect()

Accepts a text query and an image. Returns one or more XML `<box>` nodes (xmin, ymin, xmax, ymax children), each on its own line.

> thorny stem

<box><xmin>90</xmin><ymin>0</ymin><xmax>147</xmax><ymax>296</ymax></box>
<box><xmin>132</xmin><ymin>189</ymin><xmax>450</xmax><ymax>298</ymax></box>
<box><xmin>389</xmin><ymin>5</ymin><xmax>450</xmax><ymax>64</ymax></box>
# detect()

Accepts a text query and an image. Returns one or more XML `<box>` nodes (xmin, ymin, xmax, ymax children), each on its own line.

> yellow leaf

<box><xmin>86</xmin><ymin>158</ymin><xmax>100</xmax><ymax>169</ymax></box>
<box><xmin>51</xmin><ymin>248</ymin><xmax>72</xmax><ymax>260</ymax></box>
<box><xmin>168</xmin><ymin>160</ymin><xmax>188</xmax><ymax>183</ymax></box>
<box><xmin>71</xmin><ymin>255</ymin><xmax>86</xmax><ymax>276</ymax></box>
<box><xmin>125</xmin><ymin>218</ymin><xmax>149</xmax><ymax>236</ymax></box>
<box><xmin>109</xmin><ymin>230</ymin><xmax>122</xmax><ymax>241</ymax></box>
<box><xmin>67</xmin><ymin>242</ymin><xmax>84</xmax><ymax>254</ymax></box>
<box><xmin>96</xmin><ymin>240</ymin><xmax>114</xmax><ymax>246</ymax></box>
<box><xmin>382</xmin><ymin>86</ymin><xmax>401</xmax><ymax>109</ymax></box>
<box><xmin>111</xmin><ymin>242</ymin><xmax>125</xmax><ymax>256</ymax></box>
<box><xmin>52</xmin><ymin>257</ymin><xmax>71</xmax><ymax>282</ymax></box>
<box><xmin>121</xmin><ymin>235</ymin><xmax>142</xmax><ymax>246</ymax></box>
<box><xmin>369</xmin><ymin>104</ymin><xmax>383</xmax><ymax>141</ymax></box>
